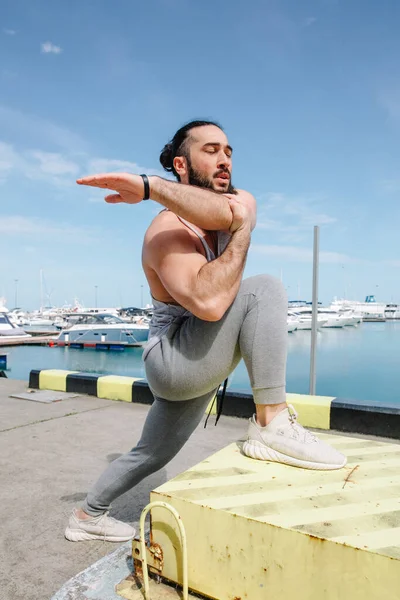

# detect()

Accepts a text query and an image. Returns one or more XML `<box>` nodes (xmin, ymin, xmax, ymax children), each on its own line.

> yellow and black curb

<box><xmin>28</xmin><ymin>369</ymin><xmax>400</xmax><ymax>440</ymax></box>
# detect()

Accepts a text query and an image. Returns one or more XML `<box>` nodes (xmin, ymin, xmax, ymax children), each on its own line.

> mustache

<box><xmin>214</xmin><ymin>168</ymin><xmax>231</xmax><ymax>179</ymax></box>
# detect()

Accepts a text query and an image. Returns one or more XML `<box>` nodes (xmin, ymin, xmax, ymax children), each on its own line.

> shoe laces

<box><xmin>287</xmin><ymin>404</ymin><xmax>316</xmax><ymax>443</ymax></box>
<box><xmin>97</xmin><ymin>511</ymin><xmax>118</xmax><ymax>543</ymax></box>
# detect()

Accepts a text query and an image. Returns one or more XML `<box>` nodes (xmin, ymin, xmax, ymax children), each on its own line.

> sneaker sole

<box><xmin>242</xmin><ymin>439</ymin><xmax>347</xmax><ymax>470</ymax></box>
<box><xmin>65</xmin><ymin>527</ymin><xmax>136</xmax><ymax>542</ymax></box>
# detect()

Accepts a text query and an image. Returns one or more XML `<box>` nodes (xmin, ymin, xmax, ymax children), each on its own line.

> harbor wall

<box><xmin>29</xmin><ymin>369</ymin><xmax>400</xmax><ymax>440</ymax></box>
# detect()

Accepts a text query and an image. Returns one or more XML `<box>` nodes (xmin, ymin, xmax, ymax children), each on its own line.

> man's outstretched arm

<box><xmin>77</xmin><ymin>172</ymin><xmax>256</xmax><ymax>231</ymax></box>
<box><xmin>149</xmin><ymin>176</ymin><xmax>232</xmax><ymax>230</ymax></box>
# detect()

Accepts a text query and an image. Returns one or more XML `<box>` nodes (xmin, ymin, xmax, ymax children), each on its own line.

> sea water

<box><xmin>3</xmin><ymin>322</ymin><xmax>400</xmax><ymax>406</ymax></box>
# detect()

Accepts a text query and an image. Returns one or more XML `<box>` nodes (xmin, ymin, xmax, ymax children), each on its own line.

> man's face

<box><xmin>182</xmin><ymin>125</ymin><xmax>235</xmax><ymax>194</ymax></box>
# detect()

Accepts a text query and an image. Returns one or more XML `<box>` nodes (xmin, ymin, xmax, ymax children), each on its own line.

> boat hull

<box><xmin>56</xmin><ymin>325</ymin><xmax>149</xmax><ymax>348</ymax></box>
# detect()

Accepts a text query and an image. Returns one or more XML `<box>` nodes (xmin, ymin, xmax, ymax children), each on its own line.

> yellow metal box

<box><xmin>149</xmin><ymin>433</ymin><xmax>400</xmax><ymax>600</ymax></box>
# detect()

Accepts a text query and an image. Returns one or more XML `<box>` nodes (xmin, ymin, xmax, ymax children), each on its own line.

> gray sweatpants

<box><xmin>83</xmin><ymin>275</ymin><xmax>287</xmax><ymax>516</ymax></box>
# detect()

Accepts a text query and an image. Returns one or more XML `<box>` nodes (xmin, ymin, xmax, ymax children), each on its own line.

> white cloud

<box><xmin>378</xmin><ymin>89</ymin><xmax>400</xmax><ymax>122</ymax></box>
<box><xmin>300</xmin><ymin>213</ymin><xmax>337</xmax><ymax>226</ymax></box>
<box><xmin>304</xmin><ymin>17</ymin><xmax>317</xmax><ymax>27</ymax></box>
<box><xmin>0</xmin><ymin>141</ymin><xmax>80</xmax><ymax>186</ymax></box>
<box><xmin>0</xmin><ymin>141</ymin><xmax>17</xmax><ymax>178</ymax></box>
<box><xmin>41</xmin><ymin>42</ymin><xmax>62</xmax><ymax>54</ymax></box>
<box><xmin>251</xmin><ymin>244</ymin><xmax>354</xmax><ymax>264</ymax></box>
<box><xmin>30</xmin><ymin>151</ymin><xmax>79</xmax><ymax>176</ymax></box>
<box><xmin>2</xmin><ymin>69</ymin><xmax>18</xmax><ymax>79</ymax></box>
<box><xmin>3</xmin><ymin>29</ymin><xmax>16</xmax><ymax>35</ymax></box>
<box><xmin>256</xmin><ymin>191</ymin><xmax>337</xmax><ymax>243</ymax></box>
<box><xmin>0</xmin><ymin>139</ymin><xmax>168</xmax><ymax>193</ymax></box>
<box><xmin>0</xmin><ymin>105</ymin><xmax>87</xmax><ymax>152</ymax></box>
<box><xmin>381</xmin><ymin>179</ymin><xmax>400</xmax><ymax>193</ymax></box>
<box><xmin>383</xmin><ymin>259</ymin><xmax>400</xmax><ymax>267</ymax></box>
<box><xmin>87</xmin><ymin>157</ymin><xmax>165</xmax><ymax>178</ymax></box>
<box><xmin>0</xmin><ymin>215</ymin><xmax>99</xmax><ymax>244</ymax></box>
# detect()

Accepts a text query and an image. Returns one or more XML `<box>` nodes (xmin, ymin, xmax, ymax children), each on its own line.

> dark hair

<box><xmin>160</xmin><ymin>120</ymin><xmax>223</xmax><ymax>180</ymax></box>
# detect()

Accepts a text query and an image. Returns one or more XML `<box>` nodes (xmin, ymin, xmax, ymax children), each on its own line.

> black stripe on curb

<box><xmin>331</xmin><ymin>398</ymin><xmax>400</xmax><ymax>440</ymax></box>
<box><xmin>29</xmin><ymin>369</ymin><xmax>41</xmax><ymax>389</ymax></box>
<box><xmin>131</xmin><ymin>380</ymin><xmax>154</xmax><ymax>405</ymax></box>
<box><xmin>216</xmin><ymin>390</ymin><xmax>253</xmax><ymax>419</ymax></box>
<box><xmin>66</xmin><ymin>373</ymin><xmax>99</xmax><ymax>396</ymax></box>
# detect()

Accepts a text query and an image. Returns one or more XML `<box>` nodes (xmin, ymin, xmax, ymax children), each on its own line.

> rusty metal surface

<box><xmin>116</xmin><ymin>574</ymin><xmax>201</xmax><ymax>600</ymax></box>
<box><xmin>150</xmin><ymin>434</ymin><xmax>400</xmax><ymax>600</ymax></box>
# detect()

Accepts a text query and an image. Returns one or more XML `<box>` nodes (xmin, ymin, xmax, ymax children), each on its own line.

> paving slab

<box><xmin>0</xmin><ymin>379</ymin><xmax>246</xmax><ymax>600</ymax></box>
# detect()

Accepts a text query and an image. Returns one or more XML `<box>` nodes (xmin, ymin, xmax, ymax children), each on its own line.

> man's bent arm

<box><xmin>149</xmin><ymin>176</ymin><xmax>233</xmax><ymax>231</ymax></box>
<box><xmin>195</xmin><ymin>223</ymin><xmax>251</xmax><ymax>320</ymax></box>
<box><xmin>154</xmin><ymin>218</ymin><xmax>251</xmax><ymax>321</ymax></box>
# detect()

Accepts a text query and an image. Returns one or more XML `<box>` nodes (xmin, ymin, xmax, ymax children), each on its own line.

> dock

<box><xmin>0</xmin><ymin>377</ymin><xmax>249</xmax><ymax>600</ymax></box>
<box><xmin>0</xmin><ymin>335</ymin><xmax>57</xmax><ymax>347</ymax></box>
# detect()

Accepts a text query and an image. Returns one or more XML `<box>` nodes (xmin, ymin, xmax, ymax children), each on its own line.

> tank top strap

<box><xmin>176</xmin><ymin>216</ymin><xmax>216</xmax><ymax>262</ymax></box>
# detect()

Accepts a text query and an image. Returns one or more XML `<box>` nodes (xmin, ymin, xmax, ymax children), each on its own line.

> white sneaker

<box><xmin>242</xmin><ymin>405</ymin><xmax>347</xmax><ymax>470</ymax></box>
<box><xmin>65</xmin><ymin>509</ymin><xmax>136</xmax><ymax>542</ymax></box>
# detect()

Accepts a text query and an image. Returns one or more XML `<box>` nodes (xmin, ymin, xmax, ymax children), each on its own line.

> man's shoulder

<box><xmin>144</xmin><ymin>210</ymin><xmax>196</xmax><ymax>246</ymax></box>
<box><xmin>146</xmin><ymin>209</ymin><xmax>181</xmax><ymax>233</ymax></box>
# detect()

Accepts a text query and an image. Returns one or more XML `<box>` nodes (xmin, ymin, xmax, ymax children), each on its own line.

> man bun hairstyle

<box><xmin>160</xmin><ymin>119</ymin><xmax>223</xmax><ymax>180</ymax></box>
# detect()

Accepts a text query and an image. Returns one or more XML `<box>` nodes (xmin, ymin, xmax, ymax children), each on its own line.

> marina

<box><xmin>2</xmin><ymin>320</ymin><xmax>399</xmax><ymax>407</ymax></box>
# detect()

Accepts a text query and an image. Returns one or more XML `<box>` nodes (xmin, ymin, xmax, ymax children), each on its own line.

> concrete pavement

<box><xmin>0</xmin><ymin>378</ymin><xmax>247</xmax><ymax>600</ymax></box>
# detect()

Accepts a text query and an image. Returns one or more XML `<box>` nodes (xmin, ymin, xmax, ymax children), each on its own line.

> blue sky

<box><xmin>1</xmin><ymin>0</ymin><xmax>400</xmax><ymax>310</ymax></box>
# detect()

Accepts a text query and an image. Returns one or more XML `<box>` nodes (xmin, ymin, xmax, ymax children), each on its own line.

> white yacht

<box><xmin>385</xmin><ymin>304</ymin><xmax>400</xmax><ymax>320</ymax></box>
<box><xmin>331</xmin><ymin>296</ymin><xmax>385</xmax><ymax>319</ymax></box>
<box><xmin>287</xmin><ymin>310</ymin><xmax>328</xmax><ymax>330</ymax></box>
<box><xmin>56</xmin><ymin>313</ymin><xmax>149</xmax><ymax>348</ymax></box>
<box><xmin>300</xmin><ymin>308</ymin><xmax>357</xmax><ymax>328</ymax></box>
<box><xmin>0</xmin><ymin>312</ymin><xmax>32</xmax><ymax>342</ymax></box>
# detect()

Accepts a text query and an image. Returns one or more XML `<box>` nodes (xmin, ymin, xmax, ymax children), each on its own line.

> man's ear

<box><xmin>173</xmin><ymin>156</ymin><xmax>187</xmax><ymax>178</ymax></box>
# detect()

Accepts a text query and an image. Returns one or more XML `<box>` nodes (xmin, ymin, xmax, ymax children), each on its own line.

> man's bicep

<box><xmin>149</xmin><ymin>228</ymin><xmax>207</xmax><ymax>309</ymax></box>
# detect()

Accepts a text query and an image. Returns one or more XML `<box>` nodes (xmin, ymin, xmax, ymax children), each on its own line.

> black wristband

<box><xmin>140</xmin><ymin>174</ymin><xmax>150</xmax><ymax>200</ymax></box>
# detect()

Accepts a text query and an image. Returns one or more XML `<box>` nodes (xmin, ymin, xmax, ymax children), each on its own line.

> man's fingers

<box><xmin>105</xmin><ymin>193</ymin><xmax>123</xmax><ymax>203</ymax></box>
<box><xmin>76</xmin><ymin>173</ymin><xmax>128</xmax><ymax>188</ymax></box>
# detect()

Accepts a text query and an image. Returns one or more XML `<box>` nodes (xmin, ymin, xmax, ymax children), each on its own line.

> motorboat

<box><xmin>298</xmin><ymin>308</ymin><xmax>354</xmax><ymax>328</ymax></box>
<box><xmin>118</xmin><ymin>306</ymin><xmax>152</xmax><ymax>324</ymax></box>
<box><xmin>7</xmin><ymin>309</ymin><xmax>30</xmax><ymax>327</ymax></box>
<box><xmin>289</xmin><ymin>303</ymin><xmax>361</xmax><ymax>327</ymax></box>
<box><xmin>287</xmin><ymin>314</ymin><xmax>299</xmax><ymax>332</ymax></box>
<box><xmin>0</xmin><ymin>312</ymin><xmax>32</xmax><ymax>342</ymax></box>
<box><xmin>55</xmin><ymin>313</ymin><xmax>149</xmax><ymax>348</ymax></box>
<box><xmin>287</xmin><ymin>310</ymin><xmax>328</xmax><ymax>330</ymax></box>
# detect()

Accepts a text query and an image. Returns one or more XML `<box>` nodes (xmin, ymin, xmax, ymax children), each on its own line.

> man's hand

<box><xmin>226</xmin><ymin>195</ymin><xmax>251</xmax><ymax>233</ymax></box>
<box><xmin>77</xmin><ymin>172</ymin><xmax>146</xmax><ymax>204</ymax></box>
<box><xmin>225</xmin><ymin>190</ymin><xmax>257</xmax><ymax>231</ymax></box>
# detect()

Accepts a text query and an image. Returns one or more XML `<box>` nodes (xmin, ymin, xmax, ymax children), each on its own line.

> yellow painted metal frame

<box><xmin>149</xmin><ymin>436</ymin><xmax>400</xmax><ymax>600</ymax></box>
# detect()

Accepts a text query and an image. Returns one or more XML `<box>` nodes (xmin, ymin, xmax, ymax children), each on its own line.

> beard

<box><xmin>187</xmin><ymin>161</ymin><xmax>236</xmax><ymax>195</ymax></box>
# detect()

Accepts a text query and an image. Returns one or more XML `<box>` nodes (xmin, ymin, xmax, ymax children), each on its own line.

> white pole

<box><xmin>40</xmin><ymin>269</ymin><xmax>44</xmax><ymax>313</ymax></box>
<box><xmin>309</xmin><ymin>226</ymin><xmax>320</xmax><ymax>396</ymax></box>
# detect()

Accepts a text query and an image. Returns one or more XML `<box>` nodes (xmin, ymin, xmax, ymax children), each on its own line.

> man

<box><xmin>65</xmin><ymin>120</ymin><xmax>346</xmax><ymax>543</ymax></box>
